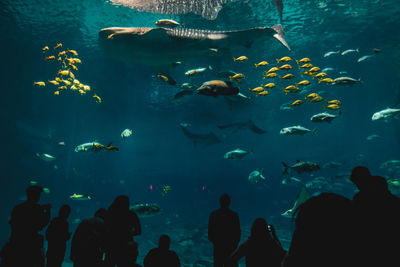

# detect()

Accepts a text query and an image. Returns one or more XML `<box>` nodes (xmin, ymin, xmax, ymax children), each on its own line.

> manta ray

<box><xmin>98</xmin><ymin>25</ymin><xmax>290</xmax><ymax>70</ymax></box>
<box><xmin>281</xmin><ymin>185</ymin><xmax>311</xmax><ymax>218</ymax></box>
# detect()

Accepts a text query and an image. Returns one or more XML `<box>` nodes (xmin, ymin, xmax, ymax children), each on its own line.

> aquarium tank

<box><xmin>0</xmin><ymin>0</ymin><xmax>399</xmax><ymax>266</ymax></box>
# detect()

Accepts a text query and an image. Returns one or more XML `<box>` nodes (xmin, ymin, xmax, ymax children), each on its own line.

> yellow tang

<box><xmin>277</xmin><ymin>56</ymin><xmax>292</xmax><ymax>63</ymax></box>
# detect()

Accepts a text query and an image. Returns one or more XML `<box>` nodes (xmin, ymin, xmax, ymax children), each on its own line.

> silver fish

<box><xmin>323</xmin><ymin>51</ymin><xmax>340</xmax><ymax>57</ymax></box>
<box><xmin>341</xmin><ymin>48</ymin><xmax>359</xmax><ymax>55</ymax></box>
<box><xmin>357</xmin><ymin>54</ymin><xmax>374</xmax><ymax>62</ymax></box>
<box><xmin>280</xmin><ymin>125</ymin><xmax>316</xmax><ymax>136</ymax></box>
<box><xmin>224</xmin><ymin>148</ymin><xmax>250</xmax><ymax>160</ymax></box>
<box><xmin>372</xmin><ymin>108</ymin><xmax>400</xmax><ymax>121</ymax></box>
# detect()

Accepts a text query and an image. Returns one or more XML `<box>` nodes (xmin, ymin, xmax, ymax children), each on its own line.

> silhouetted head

<box><xmin>251</xmin><ymin>218</ymin><xmax>269</xmax><ymax>238</ymax></box>
<box><xmin>370</xmin><ymin>175</ymin><xmax>389</xmax><ymax>193</ymax></box>
<box><xmin>58</xmin><ymin>204</ymin><xmax>71</xmax><ymax>219</ymax></box>
<box><xmin>350</xmin><ymin>166</ymin><xmax>371</xmax><ymax>190</ymax></box>
<box><xmin>158</xmin><ymin>234</ymin><xmax>170</xmax><ymax>250</ymax></box>
<box><xmin>108</xmin><ymin>195</ymin><xmax>130</xmax><ymax>213</ymax></box>
<box><xmin>219</xmin><ymin>194</ymin><xmax>230</xmax><ymax>209</ymax></box>
<box><xmin>26</xmin><ymin>185</ymin><xmax>43</xmax><ymax>203</ymax></box>
<box><xmin>95</xmin><ymin>208</ymin><xmax>107</xmax><ymax>220</ymax></box>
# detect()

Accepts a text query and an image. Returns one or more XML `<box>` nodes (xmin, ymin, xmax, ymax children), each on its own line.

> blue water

<box><xmin>1</xmin><ymin>0</ymin><xmax>400</xmax><ymax>265</ymax></box>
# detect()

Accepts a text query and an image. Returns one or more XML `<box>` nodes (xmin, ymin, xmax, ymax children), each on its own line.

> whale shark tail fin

<box><xmin>271</xmin><ymin>24</ymin><xmax>290</xmax><ymax>50</ymax></box>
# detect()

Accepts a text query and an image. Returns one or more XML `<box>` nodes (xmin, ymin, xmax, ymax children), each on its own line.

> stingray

<box><xmin>281</xmin><ymin>185</ymin><xmax>311</xmax><ymax>218</ymax></box>
<box><xmin>218</xmin><ymin>120</ymin><xmax>266</xmax><ymax>134</ymax></box>
<box><xmin>110</xmin><ymin>0</ymin><xmax>244</xmax><ymax>20</ymax></box>
<box><xmin>98</xmin><ymin>25</ymin><xmax>290</xmax><ymax>70</ymax></box>
<box><xmin>180</xmin><ymin>123</ymin><xmax>222</xmax><ymax>146</ymax></box>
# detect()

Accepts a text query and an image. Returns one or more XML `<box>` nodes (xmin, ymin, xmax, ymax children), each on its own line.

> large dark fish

<box><xmin>218</xmin><ymin>120</ymin><xmax>266</xmax><ymax>134</ymax></box>
<box><xmin>197</xmin><ymin>80</ymin><xmax>239</xmax><ymax>97</ymax></box>
<box><xmin>282</xmin><ymin>160</ymin><xmax>320</xmax><ymax>175</ymax></box>
<box><xmin>110</xmin><ymin>0</ymin><xmax>243</xmax><ymax>20</ymax></box>
<box><xmin>180</xmin><ymin>123</ymin><xmax>222</xmax><ymax>146</ymax></box>
<box><xmin>98</xmin><ymin>25</ymin><xmax>290</xmax><ymax>69</ymax></box>
<box><xmin>272</xmin><ymin>0</ymin><xmax>283</xmax><ymax>22</ymax></box>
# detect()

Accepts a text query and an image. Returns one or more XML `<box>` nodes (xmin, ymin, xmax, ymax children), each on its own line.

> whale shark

<box><xmin>99</xmin><ymin>25</ymin><xmax>290</xmax><ymax>70</ymax></box>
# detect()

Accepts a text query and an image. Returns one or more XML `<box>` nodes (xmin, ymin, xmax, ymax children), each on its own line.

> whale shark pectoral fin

<box><xmin>271</xmin><ymin>24</ymin><xmax>290</xmax><ymax>50</ymax></box>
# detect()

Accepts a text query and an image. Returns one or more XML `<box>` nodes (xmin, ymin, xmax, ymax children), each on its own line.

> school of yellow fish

<box><xmin>34</xmin><ymin>43</ymin><xmax>101</xmax><ymax>103</ymax></box>
<box><xmin>235</xmin><ymin>55</ymin><xmax>342</xmax><ymax>110</ymax></box>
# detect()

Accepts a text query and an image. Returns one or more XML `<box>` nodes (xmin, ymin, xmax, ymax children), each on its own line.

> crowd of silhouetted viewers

<box><xmin>1</xmin><ymin>165</ymin><xmax>399</xmax><ymax>267</ymax></box>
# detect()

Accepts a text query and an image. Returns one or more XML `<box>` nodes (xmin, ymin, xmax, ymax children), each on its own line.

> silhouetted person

<box><xmin>282</xmin><ymin>193</ymin><xmax>355</xmax><ymax>267</ymax></box>
<box><xmin>208</xmin><ymin>194</ymin><xmax>241</xmax><ymax>267</ymax></box>
<box><xmin>70</xmin><ymin>208</ymin><xmax>107</xmax><ymax>267</ymax></box>
<box><xmin>349</xmin><ymin>166</ymin><xmax>400</xmax><ymax>266</ymax></box>
<box><xmin>0</xmin><ymin>185</ymin><xmax>51</xmax><ymax>267</ymax></box>
<box><xmin>229</xmin><ymin>218</ymin><xmax>285</xmax><ymax>267</ymax></box>
<box><xmin>105</xmin><ymin>195</ymin><xmax>141</xmax><ymax>267</ymax></box>
<box><xmin>46</xmin><ymin>205</ymin><xmax>71</xmax><ymax>267</ymax></box>
<box><xmin>143</xmin><ymin>235</ymin><xmax>180</xmax><ymax>267</ymax></box>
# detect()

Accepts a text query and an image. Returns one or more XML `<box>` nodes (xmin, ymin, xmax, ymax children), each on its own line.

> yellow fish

<box><xmin>280</xmin><ymin>74</ymin><xmax>294</xmax><ymax>80</ymax></box>
<box><xmin>229</xmin><ymin>73</ymin><xmax>245</xmax><ymax>82</ymax></box>
<box><xmin>301</xmin><ymin>71</ymin><xmax>314</xmax><ymax>76</ymax></box>
<box><xmin>282</xmin><ymin>85</ymin><xmax>300</xmax><ymax>94</ymax></box>
<box><xmin>78</xmin><ymin>89</ymin><xmax>86</xmax><ymax>95</ymax></box>
<box><xmin>48</xmin><ymin>80</ymin><xmax>59</xmax><ymax>86</ymax></box>
<box><xmin>70</xmin><ymin>58</ymin><xmax>82</xmax><ymax>64</ymax></box>
<box><xmin>70</xmin><ymin>85</ymin><xmax>78</xmax><ymax>90</ymax></box>
<box><xmin>157</xmin><ymin>73</ymin><xmax>169</xmax><ymax>82</ymax></box>
<box><xmin>62</xmin><ymin>80</ymin><xmax>71</xmax><ymax>86</ymax></box>
<box><xmin>57</xmin><ymin>86</ymin><xmax>67</xmax><ymax>90</ymax></box>
<box><xmin>73</xmin><ymin>79</ymin><xmax>80</xmax><ymax>85</ymax></box>
<box><xmin>299</xmin><ymin>63</ymin><xmax>313</xmax><ymax>69</ymax></box>
<box><xmin>276</xmin><ymin>56</ymin><xmax>292</xmax><ymax>63</ymax></box>
<box><xmin>58</xmin><ymin>70</ymin><xmax>69</xmax><ymax>76</ymax></box>
<box><xmin>58</xmin><ymin>51</ymin><xmax>66</xmax><ymax>57</ymax></box>
<box><xmin>309</xmin><ymin>67</ymin><xmax>321</xmax><ymax>73</ymax></box>
<box><xmin>54</xmin><ymin>43</ymin><xmax>62</xmax><ymax>49</ymax></box>
<box><xmin>57</xmin><ymin>57</ymin><xmax>62</xmax><ymax>62</ymax></box>
<box><xmin>55</xmin><ymin>77</ymin><xmax>62</xmax><ymax>82</ymax></box>
<box><xmin>93</xmin><ymin>94</ymin><xmax>102</xmax><ymax>103</ymax></box>
<box><xmin>324</xmin><ymin>104</ymin><xmax>341</xmax><ymax>110</ymax></box>
<box><xmin>69</xmin><ymin>72</ymin><xmax>75</xmax><ymax>79</ymax></box>
<box><xmin>42</xmin><ymin>46</ymin><xmax>49</xmax><ymax>52</ymax></box>
<box><xmin>308</xmin><ymin>96</ymin><xmax>323</xmax><ymax>103</ymax></box>
<box><xmin>296</xmin><ymin>58</ymin><xmax>311</xmax><ymax>64</ymax></box>
<box><xmin>70</xmin><ymin>64</ymin><xmax>78</xmax><ymax>71</ymax></box>
<box><xmin>78</xmin><ymin>84</ymin><xmax>84</xmax><ymax>89</ymax></box>
<box><xmin>233</xmin><ymin>56</ymin><xmax>248</xmax><ymax>62</ymax></box>
<box><xmin>296</xmin><ymin>80</ymin><xmax>310</xmax><ymax>86</ymax></box>
<box><xmin>289</xmin><ymin>100</ymin><xmax>304</xmax><ymax>106</ymax></box>
<box><xmin>319</xmin><ymin>78</ymin><xmax>334</xmax><ymax>84</ymax></box>
<box><xmin>54</xmin><ymin>91</ymin><xmax>60</xmax><ymax>95</ymax></box>
<box><xmin>266</xmin><ymin>67</ymin><xmax>279</xmax><ymax>74</ymax></box>
<box><xmin>261</xmin><ymin>83</ymin><xmax>276</xmax><ymax>89</ymax></box>
<box><xmin>263</xmin><ymin>73</ymin><xmax>277</xmax><ymax>79</ymax></box>
<box><xmin>279</xmin><ymin>64</ymin><xmax>292</xmax><ymax>70</ymax></box>
<box><xmin>256</xmin><ymin>90</ymin><xmax>269</xmax><ymax>96</ymax></box>
<box><xmin>33</xmin><ymin>81</ymin><xmax>45</xmax><ymax>87</ymax></box>
<box><xmin>249</xmin><ymin>87</ymin><xmax>264</xmax><ymax>92</ymax></box>
<box><xmin>314</xmin><ymin>72</ymin><xmax>328</xmax><ymax>79</ymax></box>
<box><xmin>107</xmin><ymin>33</ymin><xmax>116</xmax><ymax>39</ymax></box>
<box><xmin>305</xmin><ymin>93</ymin><xmax>319</xmax><ymax>99</ymax></box>
<box><xmin>83</xmin><ymin>85</ymin><xmax>91</xmax><ymax>91</ymax></box>
<box><xmin>326</xmin><ymin>100</ymin><xmax>342</xmax><ymax>105</ymax></box>
<box><xmin>254</xmin><ymin>61</ymin><xmax>269</xmax><ymax>67</ymax></box>
<box><xmin>45</xmin><ymin>56</ymin><xmax>55</xmax><ymax>61</ymax></box>
<box><xmin>67</xmin><ymin>49</ymin><xmax>78</xmax><ymax>56</ymax></box>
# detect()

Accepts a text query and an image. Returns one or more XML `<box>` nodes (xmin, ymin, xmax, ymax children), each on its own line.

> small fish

<box><xmin>326</xmin><ymin>100</ymin><xmax>341</xmax><ymax>105</ymax></box>
<box><xmin>58</xmin><ymin>141</ymin><xmax>66</xmax><ymax>146</ymax></box>
<box><xmin>54</xmin><ymin>91</ymin><xmax>60</xmax><ymax>95</ymax></box>
<box><xmin>261</xmin><ymin>83</ymin><xmax>276</xmax><ymax>89</ymax></box>
<box><xmin>296</xmin><ymin>80</ymin><xmax>310</xmax><ymax>86</ymax></box>
<box><xmin>55</xmin><ymin>77</ymin><xmax>62</xmax><ymax>82</ymax></box>
<box><xmin>58</xmin><ymin>51</ymin><xmax>66</xmax><ymax>57</ymax></box>
<box><xmin>280</xmin><ymin>126</ymin><xmax>316</xmax><ymax>136</ymax></box>
<box><xmin>311</xmin><ymin>112</ymin><xmax>337</xmax><ymax>123</ymax></box>
<box><xmin>184</xmin><ymin>66</ymin><xmax>211</xmax><ymax>76</ymax></box>
<box><xmin>70</xmin><ymin>85</ymin><xmax>78</xmax><ymax>90</ymax></box>
<box><xmin>324</xmin><ymin>104</ymin><xmax>341</xmax><ymax>110</ymax></box>
<box><xmin>42</xmin><ymin>46</ymin><xmax>49</xmax><ymax>52</ymax></box>
<box><xmin>70</xmin><ymin>193</ymin><xmax>91</xmax><ymax>201</ymax></box>
<box><xmin>256</xmin><ymin>90</ymin><xmax>269</xmax><ymax>96</ymax></box>
<box><xmin>332</xmin><ymin>77</ymin><xmax>361</xmax><ymax>86</ymax></box>
<box><xmin>45</xmin><ymin>56</ymin><xmax>55</xmax><ymax>61</ymax></box>
<box><xmin>254</xmin><ymin>61</ymin><xmax>269</xmax><ymax>68</ymax></box>
<box><xmin>53</xmin><ymin>43</ymin><xmax>62</xmax><ymax>49</ymax></box>
<box><xmin>357</xmin><ymin>55</ymin><xmax>374</xmax><ymax>62</ymax></box>
<box><xmin>323</xmin><ymin>51</ymin><xmax>340</xmax><ymax>57</ymax></box>
<box><xmin>233</xmin><ymin>56</ymin><xmax>248</xmax><ymax>62</ymax></box>
<box><xmin>57</xmin><ymin>86</ymin><xmax>67</xmax><ymax>90</ymax></box>
<box><xmin>121</xmin><ymin>129</ymin><xmax>133</xmax><ymax>139</ymax></box>
<box><xmin>308</xmin><ymin>95</ymin><xmax>323</xmax><ymax>103</ymax></box>
<box><xmin>33</xmin><ymin>81</ymin><xmax>45</xmax><ymax>87</ymax></box>
<box><xmin>301</xmin><ymin>71</ymin><xmax>314</xmax><ymax>76</ymax></box>
<box><xmin>366</xmin><ymin>134</ymin><xmax>381</xmax><ymax>141</ymax></box>
<box><xmin>321</xmin><ymin>67</ymin><xmax>334</xmax><ymax>72</ymax></box>
<box><xmin>70</xmin><ymin>64</ymin><xmax>78</xmax><ymax>71</ymax></box>
<box><xmin>107</xmin><ymin>33</ymin><xmax>116</xmax><ymax>39</ymax></box>
<box><xmin>280</xmin><ymin>74</ymin><xmax>294</xmax><ymax>80</ymax></box>
<box><xmin>318</xmin><ymin>78</ymin><xmax>334</xmax><ymax>84</ymax></box>
<box><xmin>263</xmin><ymin>72</ymin><xmax>277</xmax><ymax>79</ymax></box>
<box><xmin>66</xmin><ymin>49</ymin><xmax>78</xmax><ymax>56</ymax></box>
<box><xmin>341</xmin><ymin>48</ymin><xmax>359</xmax><ymax>55</ymax></box>
<box><xmin>282</xmin><ymin>85</ymin><xmax>300</xmax><ymax>94</ymax></box>
<box><xmin>289</xmin><ymin>100</ymin><xmax>304</xmax><ymax>106</ymax></box>
<box><xmin>279</xmin><ymin>64</ymin><xmax>292</xmax><ymax>70</ymax></box>
<box><xmin>83</xmin><ymin>85</ymin><xmax>91</xmax><ymax>91</ymax></box>
<box><xmin>313</xmin><ymin>72</ymin><xmax>328</xmax><ymax>79</ymax></box>
<box><xmin>70</xmin><ymin>58</ymin><xmax>82</xmax><ymax>64</ymax></box>
<box><xmin>69</xmin><ymin>72</ymin><xmax>75</xmax><ymax>79</ymax></box>
<box><xmin>373</xmin><ymin>48</ymin><xmax>382</xmax><ymax>54</ymax></box>
<box><xmin>36</xmin><ymin>153</ymin><xmax>56</xmax><ymax>162</ymax></box>
<box><xmin>229</xmin><ymin>73</ymin><xmax>245</xmax><ymax>82</ymax></box>
<box><xmin>305</xmin><ymin>93</ymin><xmax>320</xmax><ymax>99</ymax></box>
<box><xmin>93</xmin><ymin>94</ymin><xmax>102</xmax><ymax>103</ymax></box>
<box><xmin>224</xmin><ymin>148</ymin><xmax>250</xmax><ymax>159</ymax></box>
<box><xmin>157</xmin><ymin>73</ymin><xmax>169</xmax><ymax>83</ymax></box>
<box><xmin>48</xmin><ymin>80</ymin><xmax>59</xmax><ymax>86</ymax></box>
<box><xmin>277</xmin><ymin>56</ymin><xmax>292</xmax><ymax>63</ymax></box>
<box><xmin>299</xmin><ymin>63</ymin><xmax>313</xmax><ymax>69</ymax></box>
<box><xmin>249</xmin><ymin>87</ymin><xmax>264</xmax><ymax>92</ymax></box>
<box><xmin>62</xmin><ymin>80</ymin><xmax>72</xmax><ymax>86</ymax></box>
<box><xmin>372</xmin><ymin>107</ymin><xmax>400</xmax><ymax>121</ymax></box>
<box><xmin>58</xmin><ymin>70</ymin><xmax>69</xmax><ymax>76</ymax></box>
<box><xmin>155</xmin><ymin>19</ymin><xmax>180</xmax><ymax>27</ymax></box>
<box><xmin>309</xmin><ymin>67</ymin><xmax>320</xmax><ymax>73</ymax></box>
<box><xmin>248</xmin><ymin>169</ymin><xmax>266</xmax><ymax>184</ymax></box>
<box><xmin>296</xmin><ymin>58</ymin><xmax>311</xmax><ymax>64</ymax></box>
<box><xmin>266</xmin><ymin>67</ymin><xmax>279</xmax><ymax>73</ymax></box>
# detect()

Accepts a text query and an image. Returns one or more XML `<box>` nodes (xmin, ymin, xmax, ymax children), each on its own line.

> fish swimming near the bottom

<box><xmin>218</xmin><ymin>120</ymin><xmax>266</xmax><ymax>134</ymax></box>
<box><xmin>130</xmin><ymin>203</ymin><xmax>161</xmax><ymax>217</ymax></box>
<box><xmin>281</xmin><ymin>185</ymin><xmax>311</xmax><ymax>218</ymax></box>
<box><xmin>180</xmin><ymin>123</ymin><xmax>222</xmax><ymax>146</ymax></box>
